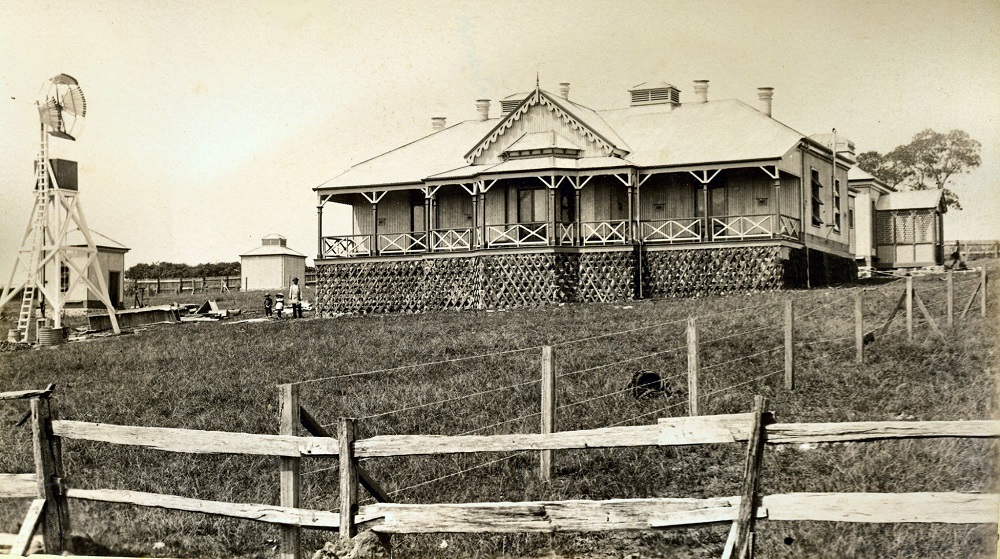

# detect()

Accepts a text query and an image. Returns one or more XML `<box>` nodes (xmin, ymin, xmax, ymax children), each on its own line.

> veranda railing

<box><xmin>377</xmin><ymin>232</ymin><xmax>427</xmax><ymax>255</ymax></box>
<box><xmin>322</xmin><ymin>235</ymin><xmax>372</xmax><ymax>257</ymax></box>
<box><xmin>485</xmin><ymin>222</ymin><xmax>548</xmax><ymax>248</ymax></box>
<box><xmin>430</xmin><ymin>229</ymin><xmax>472</xmax><ymax>252</ymax></box>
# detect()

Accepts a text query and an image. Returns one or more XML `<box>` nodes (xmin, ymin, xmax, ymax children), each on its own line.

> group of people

<box><xmin>263</xmin><ymin>277</ymin><xmax>303</xmax><ymax>319</ymax></box>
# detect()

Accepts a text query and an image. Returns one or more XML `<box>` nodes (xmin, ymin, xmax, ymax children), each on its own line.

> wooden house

<box><xmin>44</xmin><ymin>230</ymin><xmax>128</xmax><ymax>309</ymax></box>
<box><xmin>314</xmin><ymin>81</ymin><xmax>859</xmax><ymax>313</ymax></box>
<box><xmin>848</xmin><ymin>168</ymin><xmax>946</xmax><ymax>269</ymax></box>
<box><xmin>240</xmin><ymin>234</ymin><xmax>307</xmax><ymax>291</ymax></box>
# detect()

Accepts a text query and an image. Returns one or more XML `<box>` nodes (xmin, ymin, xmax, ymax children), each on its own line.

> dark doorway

<box><xmin>108</xmin><ymin>271</ymin><xmax>121</xmax><ymax>308</ymax></box>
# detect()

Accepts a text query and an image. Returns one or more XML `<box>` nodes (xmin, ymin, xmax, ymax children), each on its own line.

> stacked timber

<box><xmin>643</xmin><ymin>247</ymin><xmax>784</xmax><ymax>298</ymax></box>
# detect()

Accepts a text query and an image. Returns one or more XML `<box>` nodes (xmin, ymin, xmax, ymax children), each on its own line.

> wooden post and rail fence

<box><xmin>1</xmin><ymin>268</ymin><xmax>992</xmax><ymax>557</ymax></box>
<box><xmin>127</xmin><ymin>271</ymin><xmax>318</xmax><ymax>297</ymax></box>
<box><xmin>2</xmin><ymin>386</ymin><xmax>998</xmax><ymax>559</ymax></box>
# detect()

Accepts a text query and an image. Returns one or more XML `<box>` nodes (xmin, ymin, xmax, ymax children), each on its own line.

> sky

<box><xmin>1</xmin><ymin>0</ymin><xmax>998</xmax><ymax>273</ymax></box>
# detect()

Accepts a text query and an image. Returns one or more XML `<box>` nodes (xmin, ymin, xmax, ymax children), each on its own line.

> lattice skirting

<box><xmin>576</xmin><ymin>251</ymin><xmax>635</xmax><ymax>303</ymax></box>
<box><xmin>315</xmin><ymin>260</ymin><xmax>425</xmax><ymax>314</ymax></box>
<box><xmin>317</xmin><ymin>251</ymin><xmax>636</xmax><ymax>314</ymax></box>
<box><xmin>641</xmin><ymin>246</ymin><xmax>785</xmax><ymax>298</ymax></box>
<box><xmin>316</xmin><ymin>246</ymin><xmax>856</xmax><ymax>313</ymax></box>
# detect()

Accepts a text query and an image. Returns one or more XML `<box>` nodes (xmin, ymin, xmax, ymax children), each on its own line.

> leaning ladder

<box><xmin>16</xmin><ymin>155</ymin><xmax>50</xmax><ymax>342</ymax></box>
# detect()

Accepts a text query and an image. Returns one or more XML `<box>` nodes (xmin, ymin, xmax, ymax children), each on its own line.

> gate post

<box><xmin>278</xmin><ymin>384</ymin><xmax>301</xmax><ymax>559</ymax></box>
<box><xmin>31</xmin><ymin>395</ymin><xmax>71</xmax><ymax>554</ymax></box>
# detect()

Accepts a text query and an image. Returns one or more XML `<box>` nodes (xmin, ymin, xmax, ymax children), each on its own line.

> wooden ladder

<box><xmin>16</xmin><ymin>156</ymin><xmax>50</xmax><ymax>343</ymax></box>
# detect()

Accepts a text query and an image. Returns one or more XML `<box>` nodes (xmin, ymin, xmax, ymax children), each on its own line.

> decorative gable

<box><xmin>465</xmin><ymin>89</ymin><xmax>626</xmax><ymax>165</ymax></box>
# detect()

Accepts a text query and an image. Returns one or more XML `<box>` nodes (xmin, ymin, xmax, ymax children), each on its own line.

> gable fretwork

<box><xmin>466</xmin><ymin>88</ymin><xmax>629</xmax><ymax>165</ymax></box>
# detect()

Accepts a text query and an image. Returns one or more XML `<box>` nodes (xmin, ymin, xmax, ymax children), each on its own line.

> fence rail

<box><xmin>2</xmin><ymin>278</ymin><xmax>995</xmax><ymax>557</ymax></box>
<box><xmin>5</xmin><ymin>384</ymin><xmax>997</xmax><ymax>558</ymax></box>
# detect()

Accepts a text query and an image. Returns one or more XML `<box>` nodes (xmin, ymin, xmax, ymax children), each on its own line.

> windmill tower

<box><xmin>0</xmin><ymin>74</ymin><xmax>120</xmax><ymax>341</ymax></box>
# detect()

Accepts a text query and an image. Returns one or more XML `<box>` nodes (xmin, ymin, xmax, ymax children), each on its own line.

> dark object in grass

<box><xmin>864</xmin><ymin>331</ymin><xmax>876</xmax><ymax>347</ymax></box>
<box><xmin>627</xmin><ymin>369</ymin><xmax>671</xmax><ymax>399</ymax></box>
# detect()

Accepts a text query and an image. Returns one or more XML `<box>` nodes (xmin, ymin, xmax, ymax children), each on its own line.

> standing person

<box><xmin>274</xmin><ymin>293</ymin><xmax>284</xmax><ymax>319</ymax></box>
<box><xmin>263</xmin><ymin>293</ymin><xmax>273</xmax><ymax>317</ymax></box>
<box><xmin>289</xmin><ymin>277</ymin><xmax>303</xmax><ymax>318</ymax></box>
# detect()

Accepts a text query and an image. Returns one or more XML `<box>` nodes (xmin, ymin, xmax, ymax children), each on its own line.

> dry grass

<box><xmin>0</xmin><ymin>265</ymin><xmax>996</xmax><ymax>558</ymax></box>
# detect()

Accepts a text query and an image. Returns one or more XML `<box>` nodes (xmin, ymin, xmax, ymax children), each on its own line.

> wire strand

<box><xmin>700</xmin><ymin>346</ymin><xmax>783</xmax><ymax>371</ymax></box>
<box><xmin>557</xmin><ymin>344</ymin><xmax>687</xmax><ymax>378</ymax></box>
<box><xmin>387</xmin><ymin>451</ymin><xmax>529</xmax><ymax>497</ymax></box>
<box><xmin>356</xmin><ymin>378</ymin><xmax>541</xmax><ymax>421</ymax></box>
<box><xmin>290</xmin><ymin>344</ymin><xmax>543</xmax><ymax>386</ymax></box>
<box><xmin>557</xmin><ymin>372</ymin><xmax>687</xmax><ymax>411</ymax></box>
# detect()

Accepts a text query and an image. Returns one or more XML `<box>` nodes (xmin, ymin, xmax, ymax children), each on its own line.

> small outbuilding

<box><xmin>240</xmin><ymin>234</ymin><xmax>307</xmax><ymax>291</ymax></box>
<box><xmin>873</xmin><ymin>189</ymin><xmax>946</xmax><ymax>268</ymax></box>
<box><xmin>44</xmin><ymin>230</ymin><xmax>129</xmax><ymax>309</ymax></box>
<box><xmin>849</xmin><ymin>169</ymin><xmax>946</xmax><ymax>269</ymax></box>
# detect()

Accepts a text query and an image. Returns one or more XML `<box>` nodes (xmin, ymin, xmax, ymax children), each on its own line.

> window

<box><xmin>848</xmin><ymin>208</ymin><xmax>855</xmax><ymax>229</ymax></box>
<box><xmin>517</xmin><ymin>188</ymin><xmax>544</xmax><ymax>223</ymax></box>
<box><xmin>810</xmin><ymin>169</ymin><xmax>824</xmax><ymax>226</ymax></box>
<box><xmin>411</xmin><ymin>203</ymin><xmax>425</xmax><ymax>232</ymax></box>
<box><xmin>833</xmin><ymin>179</ymin><xmax>842</xmax><ymax>232</ymax></box>
<box><xmin>60</xmin><ymin>264</ymin><xmax>69</xmax><ymax>293</ymax></box>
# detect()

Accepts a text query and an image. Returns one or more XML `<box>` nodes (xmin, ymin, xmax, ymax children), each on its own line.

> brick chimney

<box><xmin>559</xmin><ymin>82</ymin><xmax>570</xmax><ymax>100</ymax></box>
<box><xmin>693</xmin><ymin>80</ymin><xmax>709</xmax><ymax>103</ymax></box>
<box><xmin>431</xmin><ymin>116</ymin><xmax>446</xmax><ymax>131</ymax></box>
<box><xmin>475</xmin><ymin>99</ymin><xmax>490</xmax><ymax>121</ymax></box>
<box><xmin>757</xmin><ymin>87</ymin><xmax>774</xmax><ymax>117</ymax></box>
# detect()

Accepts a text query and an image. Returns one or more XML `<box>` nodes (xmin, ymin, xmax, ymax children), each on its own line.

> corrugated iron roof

<box><xmin>505</xmin><ymin>131</ymin><xmax>582</xmax><ymax>152</ymax></box>
<box><xmin>316</xmin><ymin>119</ymin><xmax>499</xmax><ymax>189</ymax></box>
<box><xmin>67</xmin><ymin>229</ymin><xmax>129</xmax><ymax>251</ymax></box>
<box><xmin>241</xmin><ymin>244</ymin><xmax>307</xmax><ymax>258</ymax></box>
<box><xmin>317</xmin><ymin>95</ymin><xmax>814</xmax><ymax>191</ymax></box>
<box><xmin>875</xmin><ymin>189</ymin><xmax>944</xmax><ymax>211</ymax></box>
<box><xmin>600</xmin><ymin>99</ymin><xmax>804</xmax><ymax>167</ymax></box>
<box><xmin>848</xmin><ymin>167</ymin><xmax>877</xmax><ymax>181</ymax></box>
<box><xmin>542</xmin><ymin>92</ymin><xmax>631</xmax><ymax>152</ymax></box>
<box><xmin>630</xmin><ymin>81</ymin><xmax>677</xmax><ymax>90</ymax></box>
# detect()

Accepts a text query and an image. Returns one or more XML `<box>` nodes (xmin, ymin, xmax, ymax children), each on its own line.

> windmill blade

<box><xmin>37</xmin><ymin>98</ymin><xmax>63</xmax><ymax>129</ymax></box>
<box><xmin>60</xmin><ymin>86</ymin><xmax>86</xmax><ymax>117</ymax></box>
<box><xmin>50</xmin><ymin>74</ymin><xmax>79</xmax><ymax>86</ymax></box>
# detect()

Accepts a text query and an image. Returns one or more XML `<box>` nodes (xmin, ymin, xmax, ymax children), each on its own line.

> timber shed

<box><xmin>313</xmin><ymin>80</ymin><xmax>860</xmax><ymax>313</ymax></box>
<box><xmin>44</xmin><ymin>230</ymin><xmax>129</xmax><ymax>309</ymax></box>
<box><xmin>240</xmin><ymin>234</ymin><xmax>307</xmax><ymax>291</ymax></box>
<box><xmin>873</xmin><ymin>189</ymin><xmax>946</xmax><ymax>268</ymax></box>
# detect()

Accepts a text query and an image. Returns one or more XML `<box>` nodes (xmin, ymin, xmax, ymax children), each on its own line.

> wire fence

<box><xmin>292</xmin><ymin>267</ymin><xmax>992</xmax><ymax>501</ymax></box>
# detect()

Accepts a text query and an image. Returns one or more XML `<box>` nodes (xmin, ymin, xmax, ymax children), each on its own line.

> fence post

<box><xmin>686</xmin><ymin>317</ymin><xmax>700</xmax><ymax>416</ymax></box>
<box><xmin>854</xmin><ymin>292</ymin><xmax>864</xmax><ymax>364</ymax></box>
<box><xmin>726</xmin><ymin>395</ymin><xmax>768</xmax><ymax>559</ymax></box>
<box><xmin>278</xmin><ymin>384</ymin><xmax>301</xmax><ymax>559</ymax></box>
<box><xmin>981</xmin><ymin>265</ymin><xmax>988</xmax><ymax>318</ymax></box>
<box><xmin>339</xmin><ymin>418</ymin><xmax>359</xmax><ymax>542</ymax></box>
<box><xmin>905</xmin><ymin>276</ymin><xmax>914</xmax><ymax>341</ymax></box>
<box><xmin>946</xmin><ymin>270</ymin><xmax>954</xmax><ymax>328</ymax></box>
<box><xmin>31</xmin><ymin>396</ymin><xmax>71</xmax><ymax>554</ymax></box>
<box><xmin>784</xmin><ymin>300</ymin><xmax>794</xmax><ymax>390</ymax></box>
<box><xmin>540</xmin><ymin>345</ymin><xmax>556</xmax><ymax>482</ymax></box>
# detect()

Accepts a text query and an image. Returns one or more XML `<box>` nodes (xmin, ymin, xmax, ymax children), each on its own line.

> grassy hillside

<box><xmin>0</xmin><ymin>266</ymin><xmax>996</xmax><ymax>558</ymax></box>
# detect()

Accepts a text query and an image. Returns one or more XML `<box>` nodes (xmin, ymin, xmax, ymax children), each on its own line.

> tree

<box><xmin>856</xmin><ymin>129</ymin><xmax>980</xmax><ymax>210</ymax></box>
